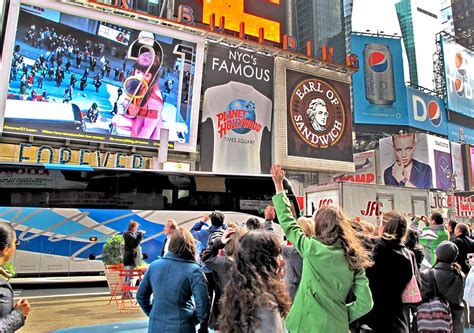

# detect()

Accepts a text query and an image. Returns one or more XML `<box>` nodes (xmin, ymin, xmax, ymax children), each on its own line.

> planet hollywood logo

<box><xmin>216</xmin><ymin>99</ymin><xmax>262</xmax><ymax>138</ymax></box>
<box><xmin>290</xmin><ymin>78</ymin><xmax>345</xmax><ymax>148</ymax></box>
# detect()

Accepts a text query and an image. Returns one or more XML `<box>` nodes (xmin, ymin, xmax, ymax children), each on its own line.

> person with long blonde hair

<box><xmin>271</xmin><ymin>164</ymin><xmax>373</xmax><ymax>332</ymax></box>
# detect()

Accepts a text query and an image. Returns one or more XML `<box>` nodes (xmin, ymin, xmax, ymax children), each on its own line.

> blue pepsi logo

<box><xmin>428</xmin><ymin>101</ymin><xmax>442</xmax><ymax>127</ymax></box>
<box><xmin>368</xmin><ymin>52</ymin><xmax>388</xmax><ymax>72</ymax></box>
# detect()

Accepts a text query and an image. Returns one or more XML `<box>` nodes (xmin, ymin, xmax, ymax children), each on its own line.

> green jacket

<box><xmin>419</xmin><ymin>224</ymin><xmax>449</xmax><ymax>268</ymax></box>
<box><xmin>273</xmin><ymin>193</ymin><xmax>373</xmax><ymax>333</ymax></box>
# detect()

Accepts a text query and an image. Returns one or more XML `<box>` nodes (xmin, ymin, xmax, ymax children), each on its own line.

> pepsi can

<box><xmin>363</xmin><ymin>43</ymin><xmax>396</xmax><ymax>105</ymax></box>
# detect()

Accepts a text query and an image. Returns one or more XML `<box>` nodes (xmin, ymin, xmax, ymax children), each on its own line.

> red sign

<box><xmin>360</xmin><ymin>201</ymin><xmax>383</xmax><ymax>217</ymax></box>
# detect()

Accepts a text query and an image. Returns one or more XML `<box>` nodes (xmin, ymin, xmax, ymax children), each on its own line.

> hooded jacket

<box><xmin>0</xmin><ymin>277</ymin><xmax>25</xmax><ymax>333</ymax></box>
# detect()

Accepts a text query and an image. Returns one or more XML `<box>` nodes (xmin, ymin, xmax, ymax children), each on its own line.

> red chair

<box><xmin>118</xmin><ymin>269</ymin><xmax>143</xmax><ymax>311</ymax></box>
<box><xmin>105</xmin><ymin>264</ymin><xmax>124</xmax><ymax>307</ymax></box>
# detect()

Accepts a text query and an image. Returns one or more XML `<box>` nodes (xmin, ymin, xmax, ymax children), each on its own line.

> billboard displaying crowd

<box><xmin>200</xmin><ymin>44</ymin><xmax>274</xmax><ymax>174</ymax></box>
<box><xmin>442</xmin><ymin>36</ymin><xmax>474</xmax><ymax>118</ymax></box>
<box><xmin>1</xmin><ymin>4</ymin><xmax>204</xmax><ymax>151</ymax></box>
<box><xmin>351</xmin><ymin>33</ymin><xmax>408</xmax><ymax>126</ymax></box>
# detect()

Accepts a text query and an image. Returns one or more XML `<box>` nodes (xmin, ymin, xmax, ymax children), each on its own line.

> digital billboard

<box><xmin>442</xmin><ymin>36</ymin><xmax>474</xmax><ymax>117</ymax></box>
<box><xmin>351</xmin><ymin>33</ymin><xmax>408</xmax><ymax>125</ymax></box>
<box><xmin>334</xmin><ymin>150</ymin><xmax>376</xmax><ymax>184</ymax></box>
<box><xmin>406</xmin><ymin>87</ymin><xmax>448</xmax><ymax>136</ymax></box>
<box><xmin>273</xmin><ymin>58</ymin><xmax>354</xmax><ymax>173</ymax></box>
<box><xmin>447</xmin><ymin>122</ymin><xmax>474</xmax><ymax>145</ymax></box>
<box><xmin>200</xmin><ymin>43</ymin><xmax>274</xmax><ymax>174</ymax></box>
<box><xmin>1</xmin><ymin>4</ymin><xmax>204</xmax><ymax>151</ymax></box>
<box><xmin>450</xmin><ymin>142</ymin><xmax>465</xmax><ymax>191</ymax></box>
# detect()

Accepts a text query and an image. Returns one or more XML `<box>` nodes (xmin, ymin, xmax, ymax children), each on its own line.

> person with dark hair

<box><xmin>202</xmin><ymin>225</ymin><xmax>246</xmax><ymax>331</ymax></box>
<box><xmin>270</xmin><ymin>164</ymin><xmax>373</xmax><ymax>333</ymax></box>
<box><xmin>420</xmin><ymin>212</ymin><xmax>449</xmax><ymax>270</ymax></box>
<box><xmin>448</xmin><ymin>219</ymin><xmax>458</xmax><ymax>241</ymax></box>
<box><xmin>0</xmin><ymin>222</ymin><xmax>30</xmax><ymax>332</ymax></box>
<box><xmin>245</xmin><ymin>217</ymin><xmax>262</xmax><ymax>230</ymax></box>
<box><xmin>123</xmin><ymin>220</ymin><xmax>144</xmax><ymax>269</ymax></box>
<box><xmin>452</xmin><ymin>223</ymin><xmax>474</xmax><ymax>275</ymax></box>
<box><xmin>420</xmin><ymin>241</ymin><xmax>464</xmax><ymax>333</ymax></box>
<box><xmin>190</xmin><ymin>212</ymin><xmax>225</xmax><ymax>333</ymax></box>
<box><xmin>361</xmin><ymin>211</ymin><xmax>416</xmax><ymax>332</ymax></box>
<box><xmin>405</xmin><ymin>228</ymin><xmax>424</xmax><ymax>269</ymax></box>
<box><xmin>218</xmin><ymin>231</ymin><xmax>291</xmax><ymax>332</ymax></box>
<box><xmin>136</xmin><ymin>227</ymin><xmax>209</xmax><ymax>333</ymax></box>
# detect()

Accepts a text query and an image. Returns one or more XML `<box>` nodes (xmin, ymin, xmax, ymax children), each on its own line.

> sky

<box><xmin>352</xmin><ymin>0</ymin><xmax>402</xmax><ymax>35</ymax></box>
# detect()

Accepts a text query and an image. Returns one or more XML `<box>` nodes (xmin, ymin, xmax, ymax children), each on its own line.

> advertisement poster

<box><xmin>442</xmin><ymin>36</ymin><xmax>474</xmax><ymax>117</ymax></box>
<box><xmin>379</xmin><ymin>133</ymin><xmax>433</xmax><ymax>189</ymax></box>
<box><xmin>471</xmin><ymin>146</ymin><xmax>474</xmax><ymax>191</ymax></box>
<box><xmin>351</xmin><ymin>33</ymin><xmax>408</xmax><ymax>125</ymax></box>
<box><xmin>286</xmin><ymin>69</ymin><xmax>353</xmax><ymax>162</ymax></box>
<box><xmin>334</xmin><ymin>150</ymin><xmax>376</xmax><ymax>184</ymax></box>
<box><xmin>450</xmin><ymin>142</ymin><xmax>465</xmax><ymax>191</ymax></box>
<box><xmin>3</xmin><ymin>6</ymin><xmax>204</xmax><ymax>150</ymax></box>
<box><xmin>406</xmin><ymin>87</ymin><xmax>448</xmax><ymax>136</ymax></box>
<box><xmin>201</xmin><ymin>43</ymin><xmax>274</xmax><ymax>174</ymax></box>
<box><xmin>448</xmin><ymin>122</ymin><xmax>474</xmax><ymax>145</ymax></box>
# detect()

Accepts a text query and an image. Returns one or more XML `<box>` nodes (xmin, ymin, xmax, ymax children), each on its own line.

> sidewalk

<box><xmin>18</xmin><ymin>295</ymin><xmax>147</xmax><ymax>332</ymax></box>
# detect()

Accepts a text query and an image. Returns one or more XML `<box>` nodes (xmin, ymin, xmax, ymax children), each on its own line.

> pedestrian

<box><xmin>271</xmin><ymin>164</ymin><xmax>374</xmax><ymax>333</ymax></box>
<box><xmin>405</xmin><ymin>228</ymin><xmax>424</xmax><ymax>269</ymax></box>
<box><xmin>202</xmin><ymin>225</ymin><xmax>246</xmax><ymax>331</ymax></box>
<box><xmin>361</xmin><ymin>211</ymin><xmax>415</xmax><ymax>332</ymax></box>
<box><xmin>94</xmin><ymin>78</ymin><xmax>101</xmax><ymax>93</ymax></box>
<box><xmin>159</xmin><ymin>219</ymin><xmax>177</xmax><ymax>257</ymax></box>
<box><xmin>80</xmin><ymin>76</ymin><xmax>87</xmax><ymax>91</ymax></box>
<box><xmin>0</xmin><ymin>222</ymin><xmax>30</xmax><ymax>332</ymax></box>
<box><xmin>420</xmin><ymin>241</ymin><xmax>465</xmax><ymax>333</ymax></box>
<box><xmin>114</xmin><ymin>67</ymin><xmax>119</xmax><ymax>81</ymax></box>
<box><xmin>136</xmin><ymin>227</ymin><xmax>209</xmax><ymax>333</ymax></box>
<box><xmin>65</xmin><ymin>60</ymin><xmax>71</xmax><ymax>73</ymax></box>
<box><xmin>245</xmin><ymin>217</ymin><xmax>262</xmax><ymax>230</ymax></box>
<box><xmin>117</xmin><ymin>87</ymin><xmax>123</xmax><ymax>101</ymax></box>
<box><xmin>123</xmin><ymin>220</ymin><xmax>144</xmax><ymax>270</ymax></box>
<box><xmin>69</xmin><ymin>73</ymin><xmax>77</xmax><ymax>89</ymax></box>
<box><xmin>448</xmin><ymin>219</ymin><xmax>458</xmax><ymax>241</ymax></box>
<box><xmin>420</xmin><ymin>212</ymin><xmax>449</xmax><ymax>270</ymax></box>
<box><xmin>452</xmin><ymin>223</ymin><xmax>474</xmax><ymax>275</ymax></box>
<box><xmin>191</xmin><ymin>211</ymin><xmax>225</xmax><ymax>333</ymax></box>
<box><xmin>76</xmin><ymin>53</ymin><xmax>82</xmax><ymax>69</ymax></box>
<box><xmin>218</xmin><ymin>231</ymin><xmax>290</xmax><ymax>333</ymax></box>
<box><xmin>37</xmin><ymin>75</ymin><xmax>44</xmax><ymax>89</ymax></box>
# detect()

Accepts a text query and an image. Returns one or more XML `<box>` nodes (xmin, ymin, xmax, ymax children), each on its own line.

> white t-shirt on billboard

<box><xmin>203</xmin><ymin>81</ymin><xmax>272</xmax><ymax>174</ymax></box>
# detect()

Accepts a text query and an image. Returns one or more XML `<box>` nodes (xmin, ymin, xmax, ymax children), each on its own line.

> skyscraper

<box><xmin>451</xmin><ymin>0</ymin><xmax>474</xmax><ymax>48</ymax></box>
<box><xmin>440</xmin><ymin>0</ymin><xmax>455</xmax><ymax>35</ymax></box>
<box><xmin>395</xmin><ymin>0</ymin><xmax>442</xmax><ymax>89</ymax></box>
<box><xmin>292</xmin><ymin>0</ymin><xmax>347</xmax><ymax>64</ymax></box>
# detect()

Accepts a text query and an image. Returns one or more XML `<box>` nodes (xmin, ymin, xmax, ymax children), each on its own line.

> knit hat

<box><xmin>435</xmin><ymin>241</ymin><xmax>459</xmax><ymax>263</ymax></box>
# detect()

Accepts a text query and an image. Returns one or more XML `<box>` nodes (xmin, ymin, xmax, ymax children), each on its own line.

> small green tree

<box><xmin>101</xmin><ymin>234</ymin><xmax>124</xmax><ymax>265</ymax></box>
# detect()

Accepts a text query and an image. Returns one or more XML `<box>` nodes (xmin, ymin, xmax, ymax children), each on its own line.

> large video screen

<box><xmin>3</xmin><ymin>5</ymin><xmax>203</xmax><ymax>150</ymax></box>
<box><xmin>442</xmin><ymin>36</ymin><xmax>474</xmax><ymax>118</ymax></box>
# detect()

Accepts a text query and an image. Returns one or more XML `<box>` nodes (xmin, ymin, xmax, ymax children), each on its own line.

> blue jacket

<box><xmin>136</xmin><ymin>253</ymin><xmax>210</xmax><ymax>333</ymax></box>
<box><xmin>384</xmin><ymin>159</ymin><xmax>432</xmax><ymax>189</ymax></box>
<box><xmin>190</xmin><ymin>221</ymin><xmax>223</xmax><ymax>273</ymax></box>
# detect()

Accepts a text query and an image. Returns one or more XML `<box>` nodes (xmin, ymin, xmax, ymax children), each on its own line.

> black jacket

<box><xmin>420</xmin><ymin>262</ymin><xmax>464</xmax><ymax>310</ymax></box>
<box><xmin>452</xmin><ymin>235</ymin><xmax>474</xmax><ymax>275</ymax></box>
<box><xmin>123</xmin><ymin>231</ymin><xmax>143</xmax><ymax>267</ymax></box>
<box><xmin>0</xmin><ymin>278</ymin><xmax>25</xmax><ymax>332</ymax></box>
<box><xmin>362</xmin><ymin>237</ymin><xmax>413</xmax><ymax>333</ymax></box>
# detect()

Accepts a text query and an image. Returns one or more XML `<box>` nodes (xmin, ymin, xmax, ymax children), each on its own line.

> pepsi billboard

<box><xmin>406</xmin><ymin>87</ymin><xmax>448</xmax><ymax>135</ymax></box>
<box><xmin>351</xmin><ymin>33</ymin><xmax>408</xmax><ymax>125</ymax></box>
<box><xmin>442</xmin><ymin>37</ymin><xmax>474</xmax><ymax>118</ymax></box>
<box><xmin>448</xmin><ymin>122</ymin><xmax>474</xmax><ymax>145</ymax></box>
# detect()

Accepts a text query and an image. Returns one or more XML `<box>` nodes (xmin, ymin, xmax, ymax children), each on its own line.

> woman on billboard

<box><xmin>383</xmin><ymin>133</ymin><xmax>433</xmax><ymax>189</ymax></box>
<box><xmin>111</xmin><ymin>31</ymin><xmax>164</xmax><ymax>140</ymax></box>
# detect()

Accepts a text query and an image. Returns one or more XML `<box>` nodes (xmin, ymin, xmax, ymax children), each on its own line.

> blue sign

<box><xmin>406</xmin><ymin>87</ymin><xmax>448</xmax><ymax>135</ymax></box>
<box><xmin>447</xmin><ymin>122</ymin><xmax>474</xmax><ymax>145</ymax></box>
<box><xmin>441</xmin><ymin>37</ymin><xmax>474</xmax><ymax>118</ymax></box>
<box><xmin>351</xmin><ymin>34</ymin><xmax>408</xmax><ymax>125</ymax></box>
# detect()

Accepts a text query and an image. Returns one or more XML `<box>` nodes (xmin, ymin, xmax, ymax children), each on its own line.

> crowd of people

<box><xmin>120</xmin><ymin>164</ymin><xmax>474</xmax><ymax>333</ymax></box>
<box><xmin>1</xmin><ymin>161</ymin><xmax>473</xmax><ymax>332</ymax></box>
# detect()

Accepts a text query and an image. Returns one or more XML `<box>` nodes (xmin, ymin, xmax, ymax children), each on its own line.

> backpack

<box><xmin>416</xmin><ymin>270</ymin><xmax>453</xmax><ymax>333</ymax></box>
